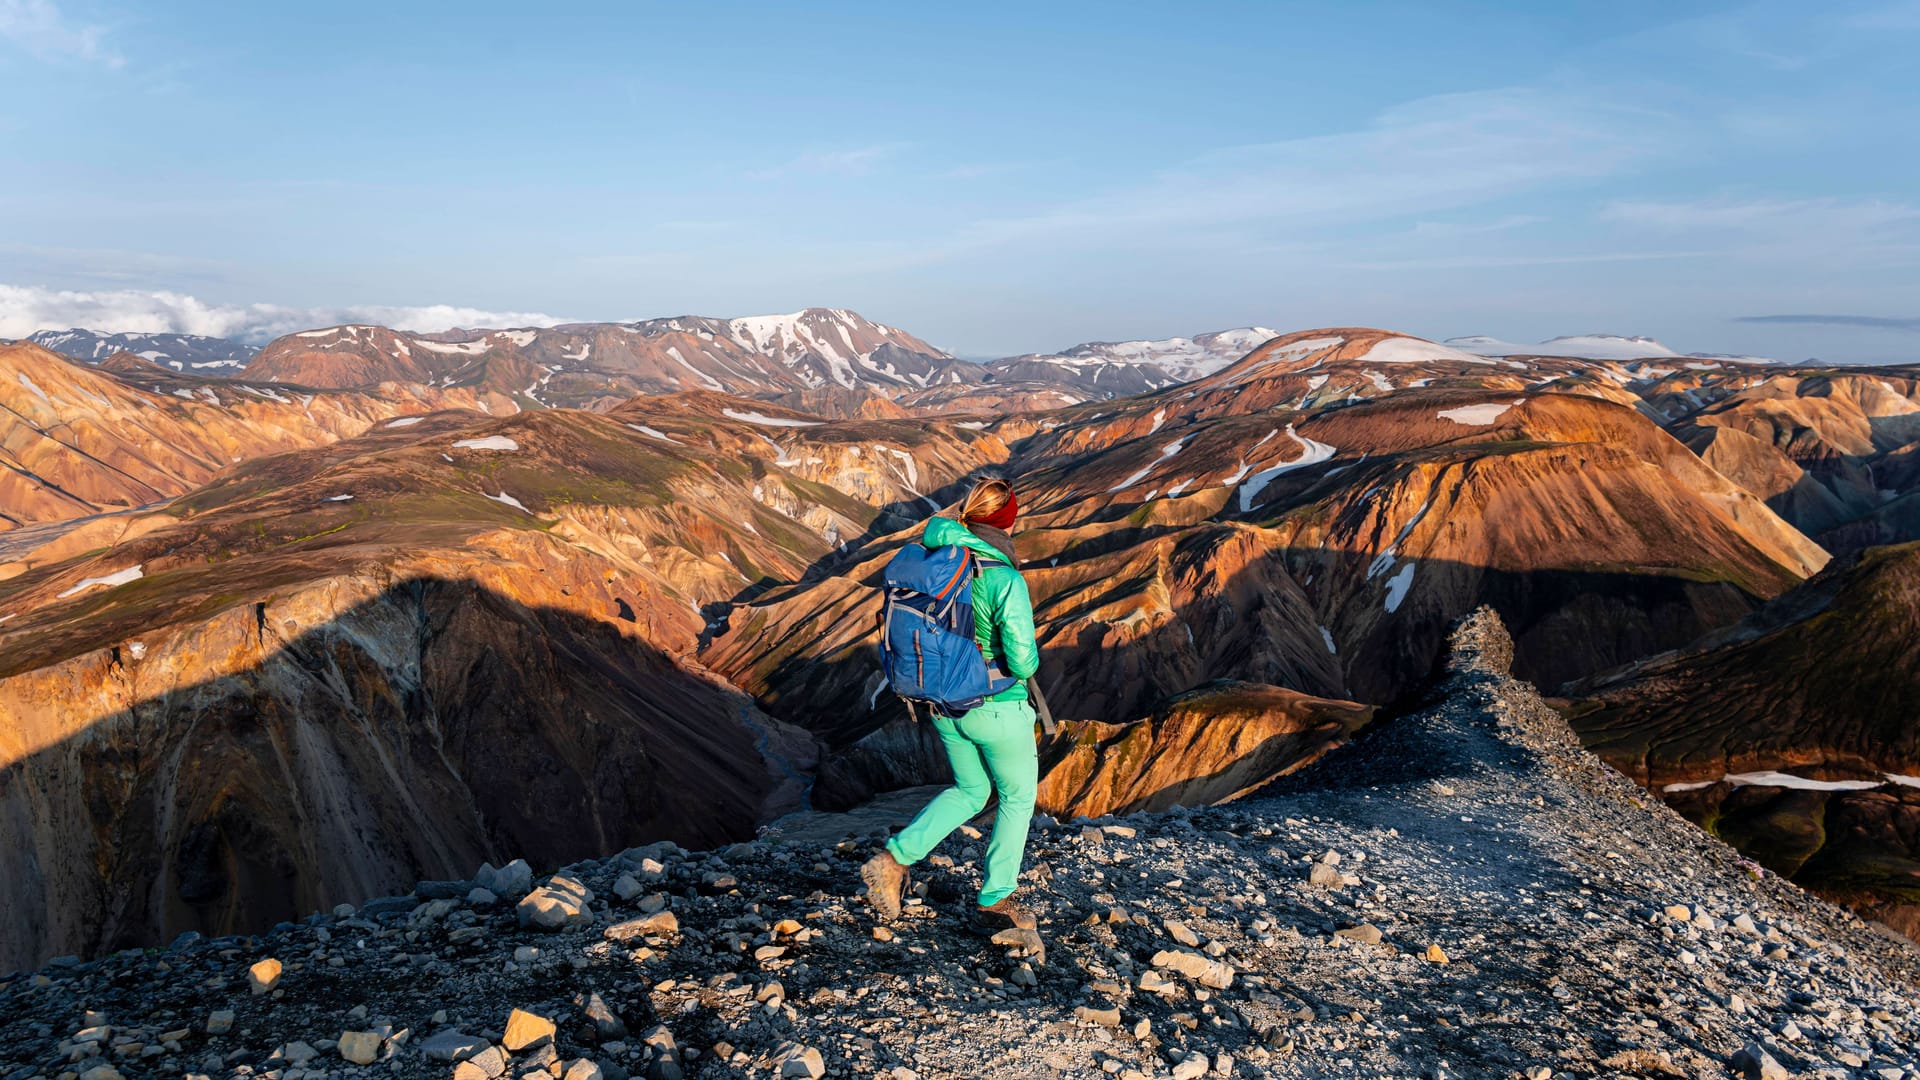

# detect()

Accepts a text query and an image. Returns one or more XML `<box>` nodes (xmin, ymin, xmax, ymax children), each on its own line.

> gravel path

<box><xmin>2</xmin><ymin>610</ymin><xmax>1915</xmax><ymax>1080</ymax></box>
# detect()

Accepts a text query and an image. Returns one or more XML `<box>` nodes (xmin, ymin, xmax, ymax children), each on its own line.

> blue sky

<box><xmin>2</xmin><ymin>0</ymin><xmax>1917</xmax><ymax>361</ymax></box>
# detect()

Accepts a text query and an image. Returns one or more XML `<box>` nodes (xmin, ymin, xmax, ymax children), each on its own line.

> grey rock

<box><xmin>359</xmin><ymin>895</ymin><xmax>416</xmax><ymax>917</ymax></box>
<box><xmin>465</xmin><ymin>1044</ymin><xmax>509</xmax><ymax>1078</ymax></box>
<box><xmin>416</xmin><ymin>879</ymin><xmax>472</xmax><ymax>900</ymax></box>
<box><xmin>613</xmin><ymin>873</ymin><xmax>645</xmax><ymax>901</ymax></box>
<box><xmin>337</xmin><ymin>1030</ymin><xmax>382</xmax><ymax>1065</ymax></box>
<box><xmin>417</xmin><ymin>1030</ymin><xmax>489</xmax><ymax>1063</ymax></box>
<box><xmin>1729</xmin><ymin>1042</ymin><xmax>1789</xmax><ymax>1080</ymax></box>
<box><xmin>579</xmin><ymin>991</ymin><xmax>628</xmax><ymax>1041</ymax></box>
<box><xmin>775</xmin><ymin>1044</ymin><xmax>825</xmax><ymax>1079</ymax></box>
<box><xmin>475</xmin><ymin>859</ymin><xmax>534</xmax><ymax>899</ymax></box>
<box><xmin>1171</xmin><ymin>1052</ymin><xmax>1209</xmax><ymax>1080</ymax></box>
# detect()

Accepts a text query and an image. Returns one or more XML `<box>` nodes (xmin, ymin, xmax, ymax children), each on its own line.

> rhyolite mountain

<box><xmin>25</xmin><ymin>328</ymin><xmax>258</xmax><ymax>371</ymax></box>
<box><xmin>0</xmin><ymin>392</ymin><xmax>1013</xmax><ymax>969</ymax></box>
<box><xmin>706</xmin><ymin>328</ymin><xmax>1831</xmax><ymax>808</ymax></box>
<box><xmin>1566</xmin><ymin>539</ymin><xmax>1920</xmax><ymax>939</ymax></box>
<box><xmin>6</xmin><ymin>319</ymin><xmax>1920</xmax><ymax>970</ymax></box>
<box><xmin>977</xmin><ymin>328</ymin><xmax>1281</xmax><ymax>400</ymax></box>
<box><xmin>240</xmin><ymin>310</ymin><xmax>972</xmax><ymax>410</ymax></box>
<box><xmin>0</xmin><ymin>344</ymin><xmax>476</xmax><ymax>534</ymax></box>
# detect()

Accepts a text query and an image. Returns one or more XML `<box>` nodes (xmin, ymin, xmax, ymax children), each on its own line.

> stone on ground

<box><xmin>503</xmin><ymin>1008</ymin><xmax>557</xmax><ymax>1052</ymax></box>
<box><xmin>247</xmin><ymin>957</ymin><xmax>282</xmax><ymax>994</ymax></box>
<box><xmin>1729</xmin><ymin>1042</ymin><xmax>1789</xmax><ymax>1080</ymax></box>
<box><xmin>337</xmin><ymin>1029</ymin><xmax>382</xmax><ymax>1064</ymax></box>
<box><xmin>776</xmin><ymin>1043</ymin><xmax>826</xmax><ymax>1079</ymax></box>
<box><xmin>517</xmin><ymin>876</ymin><xmax>594</xmax><ymax>930</ymax></box>
<box><xmin>476</xmin><ymin>858</ymin><xmax>534</xmax><ymax>899</ymax></box>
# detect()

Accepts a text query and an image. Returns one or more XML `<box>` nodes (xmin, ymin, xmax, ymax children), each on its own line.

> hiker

<box><xmin>861</xmin><ymin>477</ymin><xmax>1044</xmax><ymax>933</ymax></box>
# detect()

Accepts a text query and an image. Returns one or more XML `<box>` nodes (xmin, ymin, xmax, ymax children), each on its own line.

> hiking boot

<box><xmin>860</xmin><ymin>849</ymin><xmax>907</xmax><ymax>922</ymax></box>
<box><xmin>970</xmin><ymin>895</ymin><xmax>1038</xmax><ymax>934</ymax></box>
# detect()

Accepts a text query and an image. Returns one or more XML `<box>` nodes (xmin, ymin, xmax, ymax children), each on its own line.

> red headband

<box><xmin>966</xmin><ymin>489</ymin><xmax>1018</xmax><ymax>531</ymax></box>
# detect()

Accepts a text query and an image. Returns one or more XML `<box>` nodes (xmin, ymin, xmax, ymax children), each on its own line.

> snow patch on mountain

<box><xmin>1446</xmin><ymin>334</ymin><xmax>1703</xmax><ymax>362</ymax></box>
<box><xmin>1360</xmin><ymin>337</ymin><xmax>1501</xmax><ymax>366</ymax></box>
<box><xmin>452</xmin><ymin>436</ymin><xmax>519</xmax><ymax>451</ymax></box>
<box><xmin>56</xmin><ymin>564</ymin><xmax>144</xmax><ymax>599</ymax></box>
<box><xmin>1238</xmin><ymin>426</ymin><xmax>1336</xmax><ymax>512</ymax></box>
<box><xmin>723</xmin><ymin>409</ymin><xmax>823</xmax><ymax>428</ymax></box>
<box><xmin>1383</xmin><ymin>561</ymin><xmax>1417</xmax><ymax>612</ymax></box>
<box><xmin>16</xmin><ymin>371</ymin><xmax>52</xmax><ymax>405</ymax></box>
<box><xmin>1108</xmin><ymin>436</ymin><xmax>1192</xmax><ymax>493</ymax></box>
<box><xmin>1438</xmin><ymin>400</ymin><xmax>1523</xmax><ymax>426</ymax></box>
<box><xmin>627</xmin><ymin>424</ymin><xmax>681</xmax><ymax>444</ymax></box>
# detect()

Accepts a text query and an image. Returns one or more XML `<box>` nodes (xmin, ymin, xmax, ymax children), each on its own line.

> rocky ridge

<box><xmin>3</xmin><ymin>611</ymin><xmax>1915</xmax><ymax>1080</ymax></box>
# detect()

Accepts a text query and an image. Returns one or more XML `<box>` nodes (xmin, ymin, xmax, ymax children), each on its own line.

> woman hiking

<box><xmin>861</xmin><ymin>477</ymin><xmax>1042</xmax><ymax>933</ymax></box>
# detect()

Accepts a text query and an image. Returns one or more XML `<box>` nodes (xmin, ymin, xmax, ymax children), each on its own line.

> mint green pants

<box><xmin>886</xmin><ymin>699</ymin><xmax>1038</xmax><ymax>907</ymax></box>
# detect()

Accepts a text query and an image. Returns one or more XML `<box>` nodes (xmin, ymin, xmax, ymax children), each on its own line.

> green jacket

<box><xmin>921</xmin><ymin>516</ymin><xmax>1039</xmax><ymax>703</ymax></box>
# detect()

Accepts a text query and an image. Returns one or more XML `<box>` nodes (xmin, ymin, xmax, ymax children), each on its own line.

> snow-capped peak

<box><xmin>1445</xmin><ymin>334</ymin><xmax>1683</xmax><ymax>362</ymax></box>
<box><xmin>26</xmin><ymin>328</ymin><xmax>258</xmax><ymax>371</ymax></box>
<box><xmin>1001</xmin><ymin>327</ymin><xmax>1280</xmax><ymax>383</ymax></box>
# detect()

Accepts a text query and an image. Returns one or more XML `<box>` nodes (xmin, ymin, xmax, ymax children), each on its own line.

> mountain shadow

<box><xmin>0</xmin><ymin>576</ymin><xmax>813</xmax><ymax>973</ymax></box>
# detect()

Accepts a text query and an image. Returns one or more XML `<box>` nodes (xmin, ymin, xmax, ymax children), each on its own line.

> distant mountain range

<box><xmin>234</xmin><ymin>309</ymin><xmax>969</xmax><ymax>410</ymax></box>
<box><xmin>20</xmin><ymin>319</ymin><xmax>1793</xmax><ymax>405</ymax></box>
<box><xmin>1446</xmin><ymin>333</ymin><xmax>1778</xmax><ymax>364</ymax></box>
<box><xmin>982</xmin><ymin>327</ymin><xmax>1280</xmax><ymax>393</ymax></box>
<box><xmin>25</xmin><ymin>329</ymin><xmax>259</xmax><ymax>371</ymax></box>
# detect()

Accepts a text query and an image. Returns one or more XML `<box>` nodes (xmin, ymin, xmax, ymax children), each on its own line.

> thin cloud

<box><xmin>0</xmin><ymin>0</ymin><xmax>123</xmax><ymax>67</ymax></box>
<box><xmin>0</xmin><ymin>284</ymin><xmax>571</xmax><ymax>343</ymax></box>
<box><xmin>1409</xmin><ymin>214</ymin><xmax>1548</xmax><ymax>238</ymax></box>
<box><xmin>1330</xmin><ymin>250</ymin><xmax>1716</xmax><ymax>272</ymax></box>
<box><xmin>751</xmin><ymin>142</ymin><xmax>910</xmax><ymax>180</ymax></box>
<box><xmin>1602</xmin><ymin>196</ymin><xmax>1920</xmax><ymax>231</ymax></box>
<box><xmin>1735</xmin><ymin>314</ymin><xmax>1920</xmax><ymax>332</ymax></box>
<box><xmin>1846</xmin><ymin>0</ymin><xmax>1920</xmax><ymax>30</ymax></box>
<box><xmin>846</xmin><ymin>88</ymin><xmax>1674</xmax><ymax>273</ymax></box>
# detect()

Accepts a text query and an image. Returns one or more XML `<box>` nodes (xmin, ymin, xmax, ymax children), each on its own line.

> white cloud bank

<box><xmin>0</xmin><ymin>0</ymin><xmax>122</xmax><ymax>67</ymax></box>
<box><xmin>0</xmin><ymin>284</ymin><xmax>570</xmax><ymax>343</ymax></box>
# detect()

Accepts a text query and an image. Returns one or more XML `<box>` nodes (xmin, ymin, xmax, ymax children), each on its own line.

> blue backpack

<box><xmin>878</xmin><ymin>543</ymin><xmax>1020</xmax><ymax>718</ymax></box>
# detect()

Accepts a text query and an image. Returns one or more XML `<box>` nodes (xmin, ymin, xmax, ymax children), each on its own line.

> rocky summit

<box><xmin>3</xmin><ymin>612</ymin><xmax>1915</xmax><ymax>1080</ymax></box>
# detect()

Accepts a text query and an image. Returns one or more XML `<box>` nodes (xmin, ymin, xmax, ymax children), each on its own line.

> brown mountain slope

<box><xmin>0</xmin><ymin>343</ymin><xmax>484</xmax><ymax>533</ymax></box>
<box><xmin>1566</xmin><ymin>540</ymin><xmax>1920</xmax><ymax>937</ymax></box>
<box><xmin>1676</xmin><ymin>370</ymin><xmax>1920</xmax><ymax>554</ymax></box>
<box><xmin>1036</xmin><ymin>680</ymin><xmax>1373</xmax><ymax>818</ymax></box>
<box><xmin>1568</xmin><ymin>540</ymin><xmax>1920</xmax><ymax>783</ymax></box>
<box><xmin>0</xmin><ymin>398</ymin><xmax>1006</xmax><ymax>967</ymax></box>
<box><xmin>702</xmin><ymin>383</ymin><xmax>1829</xmax><ymax>810</ymax></box>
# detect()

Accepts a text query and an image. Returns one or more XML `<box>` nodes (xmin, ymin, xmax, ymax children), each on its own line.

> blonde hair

<box><xmin>957</xmin><ymin>477</ymin><xmax>1013</xmax><ymax>522</ymax></box>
